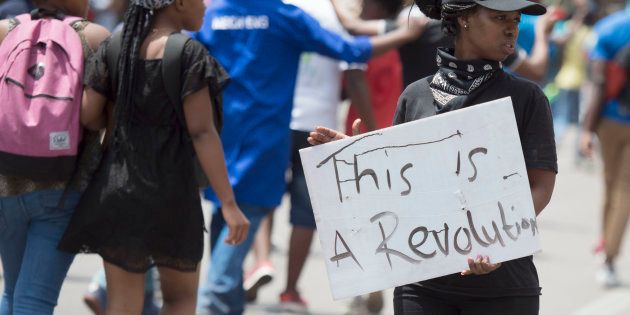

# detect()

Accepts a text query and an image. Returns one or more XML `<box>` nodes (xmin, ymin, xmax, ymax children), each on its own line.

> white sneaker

<box><xmin>596</xmin><ymin>265</ymin><xmax>620</xmax><ymax>288</ymax></box>
<box><xmin>244</xmin><ymin>261</ymin><xmax>275</xmax><ymax>302</ymax></box>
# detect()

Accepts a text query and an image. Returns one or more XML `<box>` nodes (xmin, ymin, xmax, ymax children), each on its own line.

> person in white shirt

<box><xmin>242</xmin><ymin>0</ymin><xmax>377</xmax><ymax>312</ymax></box>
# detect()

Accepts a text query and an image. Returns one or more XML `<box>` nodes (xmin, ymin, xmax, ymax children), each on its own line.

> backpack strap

<box><xmin>162</xmin><ymin>32</ymin><xmax>190</xmax><ymax>127</ymax></box>
<box><xmin>6</xmin><ymin>16</ymin><xmax>18</xmax><ymax>30</ymax></box>
<box><xmin>162</xmin><ymin>33</ymin><xmax>211</xmax><ymax>187</ymax></box>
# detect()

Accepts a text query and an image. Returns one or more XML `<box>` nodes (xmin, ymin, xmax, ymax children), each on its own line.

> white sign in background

<box><xmin>299</xmin><ymin>97</ymin><xmax>541</xmax><ymax>300</ymax></box>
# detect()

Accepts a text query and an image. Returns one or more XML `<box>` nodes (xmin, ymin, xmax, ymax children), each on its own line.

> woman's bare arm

<box><xmin>183</xmin><ymin>87</ymin><xmax>250</xmax><ymax>245</ymax></box>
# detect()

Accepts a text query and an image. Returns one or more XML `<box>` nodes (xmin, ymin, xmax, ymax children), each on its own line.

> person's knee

<box><xmin>162</xmin><ymin>294</ymin><xmax>196</xmax><ymax>307</ymax></box>
<box><xmin>161</xmin><ymin>288</ymin><xmax>197</xmax><ymax>307</ymax></box>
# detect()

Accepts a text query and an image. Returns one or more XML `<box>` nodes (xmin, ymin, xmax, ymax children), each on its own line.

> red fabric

<box><xmin>345</xmin><ymin>49</ymin><xmax>403</xmax><ymax>134</ymax></box>
<box><xmin>606</xmin><ymin>61</ymin><xmax>627</xmax><ymax>100</ymax></box>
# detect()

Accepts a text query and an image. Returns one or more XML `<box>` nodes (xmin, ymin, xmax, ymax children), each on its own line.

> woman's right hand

<box><xmin>579</xmin><ymin>130</ymin><xmax>595</xmax><ymax>158</ymax></box>
<box><xmin>307</xmin><ymin>119</ymin><xmax>362</xmax><ymax>145</ymax></box>
<box><xmin>221</xmin><ymin>202</ymin><xmax>250</xmax><ymax>245</ymax></box>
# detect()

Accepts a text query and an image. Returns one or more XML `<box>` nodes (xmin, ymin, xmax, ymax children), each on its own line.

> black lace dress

<box><xmin>58</xmin><ymin>39</ymin><xmax>229</xmax><ymax>273</ymax></box>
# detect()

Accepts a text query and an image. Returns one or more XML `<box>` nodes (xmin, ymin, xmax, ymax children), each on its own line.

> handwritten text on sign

<box><xmin>299</xmin><ymin>97</ymin><xmax>541</xmax><ymax>300</ymax></box>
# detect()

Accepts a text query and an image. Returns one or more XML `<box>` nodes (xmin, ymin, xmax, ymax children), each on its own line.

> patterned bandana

<box><xmin>430</xmin><ymin>48</ymin><xmax>501</xmax><ymax>113</ymax></box>
<box><xmin>133</xmin><ymin>0</ymin><xmax>175</xmax><ymax>9</ymax></box>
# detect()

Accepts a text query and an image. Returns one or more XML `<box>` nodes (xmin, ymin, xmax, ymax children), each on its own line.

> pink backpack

<box><xmin>0</xmin><ymin>11</ymin><xmax>85</xmax><ymax>181</ymax></box>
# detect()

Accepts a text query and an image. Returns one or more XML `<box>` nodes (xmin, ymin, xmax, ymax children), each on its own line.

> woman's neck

<box><xmin>150</xmin><ymin>14</ymin><xmax>182</xmax><ymax>34</ymax></box>
<box><xmin>453</xmin><ymin>38</ymin><xmax>483</xmax><ymax>61</ymax></box>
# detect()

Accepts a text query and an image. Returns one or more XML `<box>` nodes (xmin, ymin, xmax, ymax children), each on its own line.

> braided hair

<box><xmin>110</xmin><ymin>4</ymin><xmax>155</xmax><ymax>149</ymax></box>
<box><xmin>414</xmin><ymin>0</ymin><xmax>478</xmax><ymax>36</ymax></box>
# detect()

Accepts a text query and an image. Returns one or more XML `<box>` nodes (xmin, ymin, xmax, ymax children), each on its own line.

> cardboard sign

<box><xmin>299</xmin><ymin>97</ymin><xmax>541</xmax><ymax>300</ymax></box>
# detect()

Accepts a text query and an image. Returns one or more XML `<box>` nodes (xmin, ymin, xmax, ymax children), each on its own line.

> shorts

<box><xmin>288</xmin><ymin>130</ymin><xmax>316</xmax><ymax>229</ymax></box>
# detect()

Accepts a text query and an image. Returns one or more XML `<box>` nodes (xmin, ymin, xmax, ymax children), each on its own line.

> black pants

<box><xmin>394</xmin><ymin>286</ymin><xmax>539</xmax><ymax>315</ymax></box>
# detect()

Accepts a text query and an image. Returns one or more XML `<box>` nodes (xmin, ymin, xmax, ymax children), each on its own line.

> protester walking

<box><xmin>0</xmin><ymin>0</ymin><xmax>110</xmax><ymax>314</ymax></box>
<box><xmin>580</xmin><ymin>6</ymin><xmax>630</xmax><ymax>288</ymax></box>
<box><xmin>57</xmin><ymin>1</ymin><xmax>249</xmax><ymax>314</ymax></box>
<box><xmin>241</xmin><ymin>0</ymin><xmax>380</xmax><ymax>311</ymax></box>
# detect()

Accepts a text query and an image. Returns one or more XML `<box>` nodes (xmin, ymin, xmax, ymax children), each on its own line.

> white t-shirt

<box><xmin>284</xmin><ymin>0</ymin><xmax>357</xmax><ymax>131</ymax></box>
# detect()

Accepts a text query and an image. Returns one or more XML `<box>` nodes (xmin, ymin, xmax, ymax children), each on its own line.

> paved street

<box><xmin>2</xmin><ymin>128</ymin><xmax>630</xmax><ymax>315</ymax></box>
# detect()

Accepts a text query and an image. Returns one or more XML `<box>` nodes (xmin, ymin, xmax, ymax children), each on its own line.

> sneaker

<box><xmin>83</xmin><ymin>283</ymin><xmax>106</xmax><ymax>315</ymax></box>
<box><xmin>596</xmin><ymin>264</ymin><xmax>620</xmax><ymax>288</ymax></box>
<box><xmin>244</xmin><ymin>261</ymin><xmax>275</xmax><ymax>302</ymax></box>
<box><xmin>279</xmin><ymin>291</ymin><xmax>308</xmax><ymax>313</ymax></box>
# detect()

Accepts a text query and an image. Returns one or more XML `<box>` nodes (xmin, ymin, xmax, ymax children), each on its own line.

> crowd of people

<box><xmin>0</xmin><ymin>0</ymin><xmax>628</xmax><ymax>314</ymax></box>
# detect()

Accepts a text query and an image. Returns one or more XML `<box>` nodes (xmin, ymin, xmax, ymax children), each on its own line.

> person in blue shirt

<box><xmin>580</xmin><ymin>8</ymin><xmax>630</xmax><ymax>288</ymax></box>
<box><xmin>193</xmin><ymin>0</ymin><xmax>423</xmax><ymax>313</ymax></box>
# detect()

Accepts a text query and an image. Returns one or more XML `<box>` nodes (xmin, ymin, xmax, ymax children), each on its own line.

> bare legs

<box><xmin>284</xmin><ymin>226</ymin><xmax>314</xmax><ymax>294</ymax></box>
<box><xmin>158</xmin><ymin>267</ymin><xmax>199</xmax><ymax>315</ymax></box>
<box><xmin>103</xmin><ymin>262</ymin><xmax>200</xmax><ymax>315</ymax></box>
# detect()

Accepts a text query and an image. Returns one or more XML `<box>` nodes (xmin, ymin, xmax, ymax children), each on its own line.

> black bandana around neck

<box><xmin>430</xmin><ymin>48</ymin><xmax>502</xmax><ymax>113</ymax></box>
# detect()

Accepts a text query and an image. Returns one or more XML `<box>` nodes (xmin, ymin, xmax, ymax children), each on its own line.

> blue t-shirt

<box><xmin>0</xmin><ymin>0</ymin><xmax>34</xmax><ymax>19</ymax></box>
<box><xmin>590</xmin><ymin>11</ymin><xmax>630</xmax><ymax>124</ymax></box>
<box><xmin>194</xmin><ymin>0</ymin><xmax>372</xmax><ymax>208</ymax></box>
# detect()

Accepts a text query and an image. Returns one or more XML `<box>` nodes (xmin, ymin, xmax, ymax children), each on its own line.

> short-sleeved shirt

<box><xmin>393</xmin><ymin>70</ymin><xmax>557</xmax><ymax>298</ymax></box>
<box><xmin>284</xmin><ymin>0</ymin><xmax>363</xmax><ymax>132</ymax></box>
<box><xmin>58</xmin><ymin>38</ymin><xmax>229</xmax><ymax>272</ymax></box>
<box><xmin>194</xmin><ymin>0</ymin><xmax>373</xmax><ymax>208</ymax></box>
<box><xmin>590</xmin><ymin>11</ymin><xmax>630</xmax><ymax>124</ymax></box>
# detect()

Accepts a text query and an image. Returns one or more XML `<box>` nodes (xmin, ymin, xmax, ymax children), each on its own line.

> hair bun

<box><xmin>414</xmin><ymin>0</ymin><xmax>443</xmax><ymax>20</ymax></box>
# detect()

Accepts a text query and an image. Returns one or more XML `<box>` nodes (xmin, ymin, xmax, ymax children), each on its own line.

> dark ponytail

<box><xmin>414</xmin><ymin>0</ymin><xmax>477</xmax><ymax>36</ymax></box>
<box><xmin>111</xmin><ymin>4</ymin><xmax>155</xmax><ymax>148</ymax></box>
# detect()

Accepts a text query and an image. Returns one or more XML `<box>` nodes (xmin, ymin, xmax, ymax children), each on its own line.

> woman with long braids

<box><xmin>58</xmin><ymin>0</ymin><xmax>250</xmax><ymax>314</ymax></box>
<box><xmin>309</xmin><ymin>0</ymin><xmax>557</xmax><ymax>314</ymax></box>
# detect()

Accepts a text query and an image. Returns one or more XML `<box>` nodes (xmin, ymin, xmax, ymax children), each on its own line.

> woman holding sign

<box><xmin>309</xmin><ymin>0</ymin><xmax>557</xmax><ymax>314</ymax></box>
